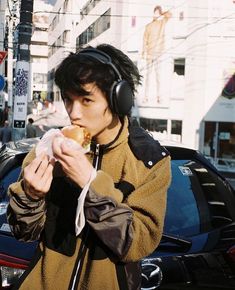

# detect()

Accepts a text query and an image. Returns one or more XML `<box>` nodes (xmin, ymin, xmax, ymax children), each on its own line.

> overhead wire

<box><xmin>6</xmin><ymin>0</ymin><xmax>235</xmax><ymax>79</ymax></box>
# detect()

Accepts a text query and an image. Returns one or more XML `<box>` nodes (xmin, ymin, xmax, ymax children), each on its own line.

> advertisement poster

<box><xmin>135</xmin><ymin>1</ymin><xmax>178</xmax><ymax>108</ymax></box>
<box><xmin>13</xmin><ymin>61</ymin><xmax>29</xmax><ymax>128</ymax></box>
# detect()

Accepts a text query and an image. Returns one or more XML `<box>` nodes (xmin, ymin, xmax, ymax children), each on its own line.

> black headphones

<box><xmin>78</xmin><ymin>47</ymin><xmax>134</xmax><ymax>116</ymax></box>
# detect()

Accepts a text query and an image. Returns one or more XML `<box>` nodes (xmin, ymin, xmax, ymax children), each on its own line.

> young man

<box><xmin>7</xmin><ymin>44</ymin><xmax>171</xmax><ymax>290</ymax></box>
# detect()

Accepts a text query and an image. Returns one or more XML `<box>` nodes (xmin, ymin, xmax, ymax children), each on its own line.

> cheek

<box><xmin>87</xmin><ymin>107</ymin><xmax>112</xmax><ymax>133</ymax></box>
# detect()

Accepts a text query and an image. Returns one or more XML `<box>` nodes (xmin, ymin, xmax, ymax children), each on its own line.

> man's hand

<box><xmin>52</xmin><ymin>137</ymin><xmax>94</xmax><ymax>188</ymax></box>
<box><xmin>23</xmin><ymin>153</ymin><xmax>55</xmax><ymax>200</ymax></box>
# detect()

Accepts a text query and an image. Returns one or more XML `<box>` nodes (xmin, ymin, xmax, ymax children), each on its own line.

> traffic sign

<box><xmin>0</xmin><ymin>75</ymin><xmax>5</xmax><ymax>91</ymax></box>
<box><xmin>0</xmin><ymin>51</ymin><xmax>7</xmax><ymax>64</ymax></box>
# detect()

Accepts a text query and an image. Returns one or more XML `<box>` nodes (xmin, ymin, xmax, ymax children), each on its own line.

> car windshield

<box><xmin>164</xmin><ymin>157</ymin><xmax>234</xmax><ymax>237</ymax></box>
<box><xmin>164</xmin><ymin>159</ymin><xmax>200</xmax><ymax>237</ymax></box>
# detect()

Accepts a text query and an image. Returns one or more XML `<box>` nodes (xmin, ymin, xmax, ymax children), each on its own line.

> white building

<box><xmin>47</xmin><ymin>0</ymin><xmax>80</xmax><ymax>102</ymax></box>
<box><xmin>48</xmin><ymin>0</ymin><xmax>235</xmax><ymax>172</ymax></box>
<box><xmin>30</xmin><ymin>0</ymin><xmax>53</xmax><ymax>103</ymax></box>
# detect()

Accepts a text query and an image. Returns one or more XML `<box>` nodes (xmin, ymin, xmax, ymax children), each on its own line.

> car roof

<box><xmin>0</xmin><ymin>137</ymin><xmax>228</xmax><ymax>188</ymax></box>
<box><xmin>0</xmin><ymin>137</ymin><xmax>40</xmax><ymax>153</ymax></box>
<box><xmin>0</xmin><ymin>138</ymin><xmax>40</xmax><ymax>179</ymax></box>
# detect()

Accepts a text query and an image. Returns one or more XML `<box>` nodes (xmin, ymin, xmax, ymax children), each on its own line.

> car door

<box><xmin>142</xmin><ymin>148</ymin><xmax>235</xmax><ymax>289</ymax></box>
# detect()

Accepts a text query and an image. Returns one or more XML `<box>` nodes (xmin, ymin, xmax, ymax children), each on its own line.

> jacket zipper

<box><xmin>94</xmin><ymin>143</ymin><xmax>100</xmax><ymax>170</ymax></box>
<box><xmin>70</xmin><ymin>143</ymin><xmax>100</xmax><ymax>290</ymax></box>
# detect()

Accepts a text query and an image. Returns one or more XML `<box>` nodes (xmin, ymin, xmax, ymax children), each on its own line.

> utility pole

<box><xmin>13</xmin><ymin>0</ymin><xmax>34</xmax><ymax>140</ymax></box>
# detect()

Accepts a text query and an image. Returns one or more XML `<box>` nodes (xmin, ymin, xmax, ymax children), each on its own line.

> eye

<box><xmin>82</xmin><ymin>97</ymin><xmax>93</xmax><ymax>104</ymax></box>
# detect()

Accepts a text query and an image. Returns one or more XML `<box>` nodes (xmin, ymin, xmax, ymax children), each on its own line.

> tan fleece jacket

<box><xmin>7</xmin><ymin>118</ymin><xmax>171</xmax><ymax>290</ymax></box>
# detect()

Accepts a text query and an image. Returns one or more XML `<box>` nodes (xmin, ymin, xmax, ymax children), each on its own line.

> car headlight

<box><xmin>1</xmin><ymin>266</ymin><xmax>25</xmax><ymax>288</ymax></box>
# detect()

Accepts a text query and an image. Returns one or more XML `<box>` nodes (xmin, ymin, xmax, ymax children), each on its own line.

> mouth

<box><xmin>71</xmin><ymin>123</ymin><xmax>83</xmax><ymax>128</ymax></box>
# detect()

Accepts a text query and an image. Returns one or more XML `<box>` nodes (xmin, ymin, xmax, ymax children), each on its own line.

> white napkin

<box><xmin>36</xmin><ymin>128</ymin><xmax>95</xmax><ymax>235</ymax></box>
<box><xmin>36</xmin><ymin>128</ymin><xmax>62</xmax><ymax>159</ymax></box>
<box><xmin>35</xmin><ymin>128</ymin><xmax>90</xmax><ymax>159</ymax></box>
<box><xmin>75</xmin><ymin>168</ymin><xmax>97</xmax><ymax>236</ymax></box>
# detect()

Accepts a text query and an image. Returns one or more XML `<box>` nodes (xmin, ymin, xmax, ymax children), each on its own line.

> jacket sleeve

<box><xmin>85</xmin><ymin>155</ymin><xmax>171</xmax><ymax>262</ymax></box>
<box><xmin>7</xmin><ymin>149</ymin><xmax>46</xmax><ymax>242</ymax></box>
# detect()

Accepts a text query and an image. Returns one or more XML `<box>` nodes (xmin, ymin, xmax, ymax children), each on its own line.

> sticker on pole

<box><xmin>13</xmin><ymin>61</ymin><xmax>29</xmax><ymax>128</ymax></box>
<box><xmin>0</xmin><ymin>75</ymin><xmax>5</xmax><ymax>91</ymax></box>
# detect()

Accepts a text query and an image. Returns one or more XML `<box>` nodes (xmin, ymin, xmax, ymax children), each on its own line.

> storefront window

<box><xmin>204</xmin><ymin>121</ymin><xmax>235</xmax><ymax>172</ymax></box>
<box><xmin>218</xmin><ymin>122</ymin><xmax>235</xmax><ymax>159</ymax></box>
<box><xmin>139</xmin><ymin>118</ymin><xmax>167</xmax><ymax>132</ymax></box>
<box><xmin>171</xmin><ymin>120</ymin><xmax>182</xmax><ymax>135</ymax></box>
<box><xmin>203</xmin><ymin>122</ymin><xmax>216</xmax><ymax>157</ymax></box>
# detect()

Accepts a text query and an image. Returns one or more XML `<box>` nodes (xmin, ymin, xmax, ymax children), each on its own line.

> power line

<box><xmin>33</xmin><ymin>9</ymin><xmax>235</xmax><ymax>20</ymax></box>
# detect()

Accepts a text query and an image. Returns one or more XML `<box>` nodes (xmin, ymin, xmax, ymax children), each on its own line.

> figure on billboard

<box><xmin>142</xmin><ymin>5</ymin><xmax>172</xmax><ymax>104</ymax></box>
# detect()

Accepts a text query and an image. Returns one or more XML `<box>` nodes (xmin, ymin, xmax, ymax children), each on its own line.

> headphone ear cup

<box><xmin>110</xmin><ymin>80</ymin><xmax>134</xmax><ymax>116</ymax></box>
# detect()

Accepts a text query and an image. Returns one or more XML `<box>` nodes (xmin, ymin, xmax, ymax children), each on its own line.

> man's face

<box><xmin>63</xmin><ymin>83</ymin><xmax>114</xmax><ymax>143</ymax></box>
<box><xmin>153</xmin><ymin>8</ymin><xmax>161</xmax><ymax>18</ymax></box>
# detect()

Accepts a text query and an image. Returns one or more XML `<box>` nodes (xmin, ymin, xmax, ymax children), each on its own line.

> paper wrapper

<box><xmin>36</xmin><ymin>128</ymin><xmax>94</xmax><ymax>236</ymax></box>
<box><xmin>36</xmin><ymin>128</ymin><xmax>90</xmax><ymax>159</ymax></box>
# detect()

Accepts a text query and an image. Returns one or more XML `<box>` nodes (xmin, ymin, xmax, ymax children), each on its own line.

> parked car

<box><xmin>0</xmin><ymin>138</ymin><xmax>235</xmax><ymax>289</ymax></box>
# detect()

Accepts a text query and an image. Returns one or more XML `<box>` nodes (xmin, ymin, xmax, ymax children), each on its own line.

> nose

<box><xmin>67</xmin><ymin>100</ymin><xmax>82</xmax><ymax>120</ymax></box>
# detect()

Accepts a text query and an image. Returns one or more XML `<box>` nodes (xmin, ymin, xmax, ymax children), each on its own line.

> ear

<box><xmin>111</xmin><ymin>80</ymin><xmax>133</xmax><ymax>116</ymax></box>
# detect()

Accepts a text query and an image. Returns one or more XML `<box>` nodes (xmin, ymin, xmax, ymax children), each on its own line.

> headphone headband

<box><xmin>78</xmin><ymin>48</ymin><xmax>122</xmax><ymax>80</ymax></box>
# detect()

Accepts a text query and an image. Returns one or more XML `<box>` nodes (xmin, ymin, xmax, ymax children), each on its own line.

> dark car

<box><xmin>0</xmin><ymin>139</ymin><xmax>235</xmax><ymax>289</ymax></box>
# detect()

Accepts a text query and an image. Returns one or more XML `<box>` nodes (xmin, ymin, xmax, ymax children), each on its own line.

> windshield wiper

<box><xmin>161</xmin><ymin>233</ymin><xmax>192</xmax><ymax>251</ymax></box>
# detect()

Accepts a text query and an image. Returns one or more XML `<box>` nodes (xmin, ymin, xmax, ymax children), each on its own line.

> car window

<box><xmin>0</xmin><ymin>166</ymin><xmax>21</xmax><ymax>202</ymax></box>
<box><xmin>0</xmin><ymin>166</ymin><xmax>21</xmax><ymax>233</ymax></box>
<box><xmin>164</xmin><ymin>157</ymin><xmax>235</xmax><ymax>237</ymax></box>
<box><xmin>164</xmin><ymin>160</ymin><xmax>200</xmax><ymax>237</ymax></box>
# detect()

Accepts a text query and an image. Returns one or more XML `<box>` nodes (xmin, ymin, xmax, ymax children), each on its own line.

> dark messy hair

<box><xmin>54</xmin><ymin>43</ymin><xmax>142</xmax><ymax>100</ymax></box>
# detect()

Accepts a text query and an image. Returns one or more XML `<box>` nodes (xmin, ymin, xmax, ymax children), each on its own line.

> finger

<box><xmin>35</xmin><ymin>157</ymin><xmax>55</xmax><ymax>184</ymax></box>
<box><xmin>35</xmin><ymin>155</ymin><xmax>51</xmax><ymax>178</ymax></box>
<box><xmin>24</xmin><ymin>162</ymin><xmax>54</xmax><ymax>197</ymax></box>
<box><xmin>60</xmin><ymin>140</ymin><xmax>84</xmax><ymax>156</ymax></box>
<box><xmin>24</xmin><ymin>156</ymin><xmax>54</xmax><ymax>187</ymax></box>
<box><xmin>26</xmin><ymin>153</ymin><xmax>47</xmax><ymax>174</ymax></box>
<box><xmin>60</xmin><ymin>141</ymin><xmax>74</xmax><ymax>155</ymax></box>
<box><xmin>51</xmin><ymin>136</ymin><xmax>64</xmax><ymax>157</ymax></box>
<box><xmin>41</xmin><ymin>161</ymin><xmax>54</xmax><ymax>183</ymax></box>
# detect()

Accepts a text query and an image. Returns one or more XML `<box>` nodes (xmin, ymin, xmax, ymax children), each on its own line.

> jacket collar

<box><xmin>90</xmin><ymin>116</ymin><xmax>129</xmax><ymax>153</ymax></box>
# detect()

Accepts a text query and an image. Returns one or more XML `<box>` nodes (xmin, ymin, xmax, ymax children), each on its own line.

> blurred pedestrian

<box><xmin>0</xmin><ymin>120</ymin><xmax>12</xmax><ymax>144</ymax></box>
<box><xmin>37</xmin><ymin>101</ymin><xmax>43</xmax><ymax>115</ymax></box>
<box><xmin>26</xmin><ymin>118</ymin><xmax>37</xmax><ymax>138</ymax></box>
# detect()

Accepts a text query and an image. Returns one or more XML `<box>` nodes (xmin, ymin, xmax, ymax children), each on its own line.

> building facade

<box><xmin>47</xmin><ymin>0</ymin><xmax>80</xmax><ymax>102</ymax></box>
<box><xmin>30</xmin><ymin>0</ymin><xmax>52</xmax><ymax>104</ymax></box>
